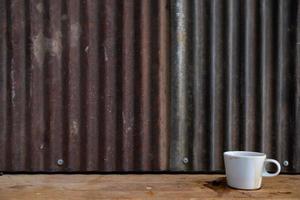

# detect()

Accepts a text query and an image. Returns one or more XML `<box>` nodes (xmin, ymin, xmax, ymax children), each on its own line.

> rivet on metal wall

<box><xmin>57</xmin><ymin>159</ymin><xmax>64</xmax><ymax>166</ymax></box>
<box><xmin>182</xmin><ymin>157</ymin><xmax>189</xmax><ymax>164</ymax></box>
<box><xmin>283</xmin><ymin>161</ymin><xmax>289</xmax><ymax>167</ymax></box>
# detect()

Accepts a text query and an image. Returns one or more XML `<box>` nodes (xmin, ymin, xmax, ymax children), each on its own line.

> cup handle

<box><xmin>262</xmin><ymin>159</ymin><xmax>281</xmax><ymax>177</ymax></box>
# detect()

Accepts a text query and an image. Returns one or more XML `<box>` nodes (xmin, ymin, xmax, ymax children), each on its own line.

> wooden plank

<box><xmin>0</xmin><ymin>175</ymin><xmax>299</xmax><ymax>199</ymax></box>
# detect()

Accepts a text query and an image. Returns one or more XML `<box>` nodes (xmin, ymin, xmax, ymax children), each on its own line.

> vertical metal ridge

<box><xmin>115</xmin><ymin>2</ymin><xmax>124</xmax><ymax>172</ymax></box>
<box><xmin>79</xmin><ymin>0</ymin><xmax>88</xmax><ymax>170</ymax></box>
<box><xmin>157</xmin><ymin>0</ymin><xmax>170</xmax><ymax>170</ymax></box>
<box><xmin>5</xmin><ymin>0</ymin><xmax>12</xmax><ymax>171</ymax></box>
<box><xmin>10</xmin><ymin>0</ymin><xmax>27</xmax><ymax>171</ymax></box>
<box><xmin>209</xmin><ymin>0</ymin><xmax>226</xmax><ymax>170</ymax></box>
<box><xmin>85</xmin><ymin>0</ymin><xmax>100</xmax><ymax>171</ymax></box>
<box><xmin>28</xmin><ymin>0</ymin><xmax>46</xmax><ymax>171</ymax></box>
<box><xmin>139</xmin><ymin>0</ymin><xmax>152</xmax><ymax>170</ymax></box>
<box><xmin>149</xmin><ymin>0</ymin><xmax>161</xmax><ymax>171</ymax></box>
<box><xmin>131</xmin><ymin>0</ymin><xmax>140</xmax><ymax>171</ymax></box>
<box><xmin>5</xmin><ymin>0</ymin><xmax>13</xmax><ymax>171</ymax></box>
<box><xmin>0</xmin><ymin>0</ymin><xmax>7</xmax><ymax>170</ymax></box>
<box><xmin>170</xmin><ymin>0</ymin><xmax>189</xmax><ymax>171</ymax></box>
<box><xmin>243</xmin><ymin>0</ymin><xmax>259</xmax><ymax>151</ymax></box>
<box><xmin>192</xmin><ymin>0</ymin><xmax>210</xmax><ymax>171</ymax></box>
<box><xmin>121</xmin><ymin>0</ymin><xmax>135</xmax><ymax>171</ymax></box>
<box><xmin>289</xmin><ymin>0</ymin><xmax>298</xmax><ymax>174</ymax></box>
<box><xmin>97</xmin><ymin>0</ymin><xmax>106</xmax><ymax>171</ymax></box>
<box><xmin>260</xmin><ymin>0</ymin><xmax>275</xmax><ymax>156</ymax></box>
<box><xmin>42</xmin><ymin>0</ymin><xmax>50</xmax><ymax>171</ymax></box>
<box><xmin>294</xmin><ymin>0</ymin><xmax>300</xmax><ymax>171</ymax></box>
<box><xmin>276</xmin><ymin>0</ymin><xmax>293</xmax><ymax>167</ymax></box>
<box><xmin>47</xmin><ymin>0</ymin><xmax>64</xmax><ymax>171</ymax></box>
<box><xmin>226</xmin><ymin>0</ymin><xmax>241</xmax><ymax>152</ymax></box>
<box><xmin>103</xmin><ymin>0</ymin><xmax>117</xmax><ymax>171</ymax></box>
<box><xmin>24</xmin><ymin>0</ymin><xmax>31</xmax><ymax>171</ymax></box>
<box><xmin>66</xmin><ymin>0</ymin><xmax>82</xmax><ymax>170</ymax></box>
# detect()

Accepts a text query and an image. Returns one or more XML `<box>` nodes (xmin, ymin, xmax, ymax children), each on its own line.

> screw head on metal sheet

<box><xmin>182</xmin><ymin>157</ymin><xmax>189</xmax><ymax>164</ymax></box>
<box><xmin>57</xmin><ymin>159</ymin><xmax>64</xmax><ymax>166</ymax></box>
<box><xmin>283</xmin><ymin>160</ymin><xmax>289</xmax><ymax>167</ymax></box>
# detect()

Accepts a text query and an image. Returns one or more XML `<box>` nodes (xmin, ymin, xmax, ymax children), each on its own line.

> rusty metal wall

<box><xmin>170</xmin><ymin>0</ymin><xmax>300</xmax><ymax>173</ymax></box>
<box><xmin>0</xmin><ymin>0</ymin><xmax>299</xmax><ymax>173</ymax></box>
<box><xmin>0</xmin><ymin>0</ymin><xmax>170</xmax><ymax>172</ymax></box>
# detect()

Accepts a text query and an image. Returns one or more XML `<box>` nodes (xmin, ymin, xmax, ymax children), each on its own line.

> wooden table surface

<box><xmin>0</xmin><ymin>174</ymin><xmax>299</xmax><ymax>199</ymax></box>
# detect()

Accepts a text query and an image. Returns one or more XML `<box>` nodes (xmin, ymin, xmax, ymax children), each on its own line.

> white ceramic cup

<box><xmin>224</xmin><ymin>151</ymin><xmax>281</xmax><ymax>190</ymax></box>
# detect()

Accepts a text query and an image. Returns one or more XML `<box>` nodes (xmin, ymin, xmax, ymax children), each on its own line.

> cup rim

<box><xmin>224</xmin><ymin>151</ymin><xmax>266</xmax><ymax>158</ymax></box>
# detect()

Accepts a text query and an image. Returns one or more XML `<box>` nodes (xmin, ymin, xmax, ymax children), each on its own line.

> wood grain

<box><xmin>0</xmin><ymin>175</ymin><xmax>299</xmax><ymax>199</ymax></box>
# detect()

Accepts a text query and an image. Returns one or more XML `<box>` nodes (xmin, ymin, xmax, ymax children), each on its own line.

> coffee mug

<box><xmin>224</xmin><ymin>151</ymin><xmax>281</xmax><ymax>190</ymax></box>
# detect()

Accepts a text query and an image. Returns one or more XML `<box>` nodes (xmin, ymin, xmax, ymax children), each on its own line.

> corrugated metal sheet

<box><xmin>0</xmin><ymin>0</ymin><xmax>299</xmax><ymax>173</ymax></box>
<box><xmin>0</xmin><ymin>0</ymin><xmax>170</xmax><ymax>172</ymax></box>
<box><xmin>170</xmin><ymin>0</ymin><xmax>300</xmax><ymax>173</ymax></box>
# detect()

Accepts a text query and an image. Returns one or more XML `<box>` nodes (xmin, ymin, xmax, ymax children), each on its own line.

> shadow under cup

<box><xmin>224</xmin><ymin>151</ymin><xmax>281</xmax><ymax>190</ymax></box>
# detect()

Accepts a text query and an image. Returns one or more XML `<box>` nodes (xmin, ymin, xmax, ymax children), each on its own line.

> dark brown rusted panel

<box><xmin>0</xmin><ymin>0</ymin><xmax>169</xmax><ymax>172</ymax></box>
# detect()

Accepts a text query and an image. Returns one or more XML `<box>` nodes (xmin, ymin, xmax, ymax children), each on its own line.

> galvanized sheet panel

<box><xmin>170</xmin><ymin>0</ymin><xmax>300</xmax><ymax>173</ymax></box>
<box><xmin>0</xmin><ymin>0</ymin><xmax>299</xmax><ymax>173</ymax></box>
<box><xmin>0</xmin><ymin>0</ymin><xmax>170</xmax><ymax>172</ymax></box>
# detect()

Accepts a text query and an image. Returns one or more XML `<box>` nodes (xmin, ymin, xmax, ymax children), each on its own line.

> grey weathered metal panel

<box><xmin>170</xmin><ymin>0</ymin><xmax>300</xmax><ymax>173</ymax></box>
<box><xmin>0</xmin><ymin>0</ymin><xmax>170</xmax><ymax>172</ymax></box>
